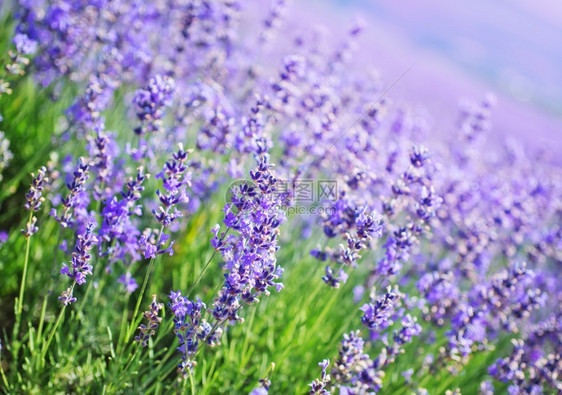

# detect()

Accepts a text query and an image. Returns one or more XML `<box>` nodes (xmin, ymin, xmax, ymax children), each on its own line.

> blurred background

<box><xmin>297</xmin><ymin>0</ymin><xmax>562</xmax><ymax>159</ymax></box>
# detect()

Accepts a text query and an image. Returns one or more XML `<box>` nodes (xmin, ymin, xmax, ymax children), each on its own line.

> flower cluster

<box><xmin>152</xmin><ymin>144</ymin><xmax>191</xmax><ymax>227</ymax></box>
<box><xmin>99</xmin><ymin>167</ymin><xmax>148</xmax><ymax>264</ymax></box>
<box><xmin>312</xmin><ymin>195</ymin><xmax>383</xmax><ymax>288</ymax></box>
<box><xmin>59</xmin><ymin>222</ymin><xmax>98</xmax><ymax>305</ymax></box>
<box><xmin>0</xmin><ymin>33</ymin><xmax>37</xmax><ymax>98</ymax></box>
<box><xmin>360</xmin><ymin>287</ymin><xmax>401</xmax><ymax>334</ymax></box>
<box><xmin>50</xmin><ymin>158</ymin><xmax>90</xmax><ymax>229</ymax></box>
<box><xmin>210</xmin><ymin>156</ymin><xmax>287</xmax><ymax>328</ymax></box>
<box><xmin>168</xmin><ymin>291</ymin><xmax>220</xmax><ymax>377</ymax></box>
<box><xmin>133</xmin><ymin>75</ymin><xmax>176</xmax><ymax>135</ymax></box>
<box><xmin>317</xmin><ymin>286</ymin><xmax>421</xmax><ymax>393</ymax></box>
<box><xmin>309</xmin><ymin>359</ymin><xmax>331</xmax><ymax>395</ymax></box>
<box><xmin>22</xmin><ymin>166</ymin><xmax>48</xmax><ymax>237</ymax></box>
<box><xmin>135</xmin><ymin>295</ymin><xmax>163</xmax><ymax>347</ymax></box>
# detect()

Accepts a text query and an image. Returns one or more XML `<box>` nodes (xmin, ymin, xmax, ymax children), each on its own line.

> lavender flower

<box><xmin>152</xmin><ymin>144</ymin><xmax>191</xmax><ymax>227</ymax></box>
<box><xmin>309</xmin><ymin>359</ymin><xmax>331</xmax><ymax>395</ymax></box>
<box><xmin>135</xmin><ymin>295</ymin><xmax>163</xmax><ymax>347</ymax></box>
<box><xmin>168</xmin><ymin>291</ymin><xmax>219</xmax><ymax>377</ymax></box>
<box><xmin>385</xmin><ymin>314</ymin><xmax>423</xmax><ymax>364</ymax></box>
<box><xmin>211</xmin><ymin>156</ymin><xmax>286</xmax><ymax>326</ymax></box>
<box><xmin>51</xmin><ymin>158</ymin><xmax>90</xmax><ymax>228</ymax></box>
<box><xmin>21</xmin><ymin>166</ymin><xmax>49</xmax><ymax>237</ymax></box>
<box><xmin>360</xmin><ymin>287</ymin><xmax>401</xmax><ymax>332</ymax></box>
<box><xmin>99</xmin><ymin>167</ymin><xmax>147</xmax><ymax>263</ymax></box>
<box><xmin>59</xmin><ymin>222</ymin><xmax>98</xmax><ymax>305</ymax></box>
<box><xmin>137</xmin><ymin>145</ymin><xmax>191</xmax><ymax>259</ymax></box>
<box><xmin>313</xmin><ymin>196</ymin><xmax>383</xmax><ymax>288</ymax></box>
<box><xmin>13</xmin><ymin>33</ymin><xmax>38</xmax><ymax>55</ymax></box>
<box><xmin>24</xmin><ymin>166</ymin><xmax>48</xmax><ymax>212</ymax></box>
<box><xmin>118</xmin><ymin>272</ymin><xmax>139</xmax><ymax>294</ymax></box>
<box><xmin>133</xmin><ymin>75</ymin><xmax>175</xmax><ymax>135</ymax></box>
<box><xmin>250</xmin><ymin>378</ymin><xmax>272</xmax><ymax>395</ymax></box>
<box><xmin>0</xmin><ymin>231</ymin><xmax>7</xmax><ymax>245</ymax></box>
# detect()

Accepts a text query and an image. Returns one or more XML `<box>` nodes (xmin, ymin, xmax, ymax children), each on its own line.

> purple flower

<box><xmin>21</xmin><ymin>166</ymin><xmax>49</xmax><ymax>237</ymax></box>
<box><xmin>118</xmin><ymin>272</ymin><xmax>138</xmax><ymax>294</ymax></box>
<box><xmin>168</xmin><ymin>291</ymin><xmax>218</xmax><ymax>377</ymax></box>
<box><xmin>309</xmin><ymin>359</ymin><xmax>331</xmax><ymax>394</ymax></box>
<box><xmin>135</xmin><ymin>295</ymin><xmax>163</xmax><ymax>347</ymax></box>
<box><xmin>99</xmin><ymin>167</ymin><xmax>147</xmax><ymax>263</ymax></box>
<box><xmin>360</xmin><ymin>287</ymin><xmax>401</xmax><ymax>332</ymax></box>
<box><xmin>13</xmin><ymin>33</ymin><xmax>37</xmax><ymax>55</ymax></box>
<box><xmin>133</xmin><ymin>75</ymin><xmax>175</xmax><ymax>135</ymax></box>
<box><xmin>314</xmin><ymin>198</ymin><xmax>383</xmax><ymax>287</ymax></box>
<box><xmin>250</xmin><ymin>378</ymin><xmax>272</xmax><ymax>395</ymax></box>
<box><xmin>51</xmin><ymin>158</ymin><xmax>90</xmax><ymax>228</ymax></box>
<box><xmin>24</xmin><ymin>166</ymin><xmax>48</xmax><ymax>212</ymax></box>
<box><xmin>152</xmin><ymin>144</ymin><xmax>191</xmax><ymax>227</ymax></box>
<box><xmin>58</xmin><ymin>222</ymin><xmax>98</xmax><ymax>304</ymax></box>
<box><xmin>211</xmin><ymin>156</ymin><xmax>287</xmax><ymax>326</ymax></box>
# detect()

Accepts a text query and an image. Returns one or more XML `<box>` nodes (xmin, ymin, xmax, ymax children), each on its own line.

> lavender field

<box><xmin>0</xmin><ymin>0</ymin><xmax>560</xmax><ymax>394</ymax></box>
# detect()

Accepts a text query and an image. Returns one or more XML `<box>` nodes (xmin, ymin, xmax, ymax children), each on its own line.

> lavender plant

<box><xmin>0</xmin><ymin>0</ymin><xmax>560</xmax><ymax>393</ymax></box>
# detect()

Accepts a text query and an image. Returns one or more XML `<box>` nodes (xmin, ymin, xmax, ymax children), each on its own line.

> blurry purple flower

<box><xmin>118</xmin><ymin>272</ymin><xmax>138</xmax><ymax>294</ymax></box>
<box><xmin>13</xmin><ymin>33</ymin><xmax>37</xmax><ymax>55</ymax></box>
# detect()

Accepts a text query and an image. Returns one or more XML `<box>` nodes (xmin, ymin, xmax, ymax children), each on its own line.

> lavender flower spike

<box><xmin>360</xmin><ymin>286</ymin><xmax>401</xmax><ymax>332</ymax></box>
<box><xmin>59</xmin><ymin>222</ymin><xmax>98</xmax><ymax>305</ymax></box>
<box><xmin>309</xmin><ymin>359</ymin><xmax>331</xmax><ymax>394</ymax></box>
<box><xmin>133</xmin><ymin>75</ymin><xmax>175</xmax><ymax>135</ymax></box>
<box><xmin>152</xmin><ymin>144</ymin><xmax>192</xmax><ymax>227</ymax></box>
<box><xmin>51</xmin><ymin>157</ymin><xmax>90</xmax><ymax>228</ymax></box>
<box><xmin>22</xmin><ymin>166</ymin><xmax>48</xmax><ymax>237</ymax></box>
<box><xmin>168</xmin><ymin>291</ymin><xmax>220</xmax><ymax>377</ymax></box>
<box><xmin>135</xmin><ymin>295</ymin><xmax>164</xmax><ymax>347</ymax></box>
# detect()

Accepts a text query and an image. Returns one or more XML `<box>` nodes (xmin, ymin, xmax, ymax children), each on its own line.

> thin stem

<box><xmin>188</xmin><ymin>367</ymin><xmax>196</xmax><ymax>395</ymax></box>
<box><xmin>126</xmin><ymin>225</ymin><xmax>164</xmax><ymax>342</ymax></box>
<box><xmin>12</xmin><ymin>212</ymin><xmax>34</xmax><ymax>361</ymax></box>
<box><xmin>126</xmin><ymin>256</ymin><xmax>156</xmax><ymax>343</ymax></box>
<box><xmin>120</xmin><ymin>344</ymin><xmax>141</xmax><ymax>379</ymax></box>
<box><xmin>35</xmin><ymin>296</ymin><xmax>48</xmax><ymax>345</ymax></box>
<box><xmin>40</xmin><ymin>282</ymin><xmax>75</xmax><ymax>364</ymax></box>
<box><xmin>186</xmin><ymin>251</ymin><xmax>216</xmax><ymax>297</ymax></box>
<box><xmin>186</xmin><ymin>229</ymin><xmax>229</xmax><ymax>297</ymax></box>
<box><xmin>36</xmin><ymin>227</ymin><xmax>62</xmax><ymax>346</ymax></box>
<box><xmin>14</xmin><ymin>212</ymin><xmax>34</xmax><ymax>331</ymax></box>
<box><xmin>116</xmin><ymin>293</ymin><xmax>131</xmax><ymax>355</ymax></box>
<box><xmin>17</xmin><ymin>213</ymin><xmax>33</xmax><ymax>315</ymax></box>
<box><xmin>0</xmin><ymin>357</ymin><xmax>9</xmax><ymax>392</ymax></box>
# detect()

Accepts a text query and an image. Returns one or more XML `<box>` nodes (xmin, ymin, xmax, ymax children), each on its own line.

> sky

<box><xmin>297</xmin><ymin>0</ymin><xmax>562</xmax><ymax>157</ymax></box>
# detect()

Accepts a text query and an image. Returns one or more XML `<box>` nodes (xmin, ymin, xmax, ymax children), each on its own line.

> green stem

<box><xmin>40</xmin><ymin>282</ymin><xmax>75</xmax><ymax>364</ymax></box>
<box><xmin>117</xmin><ymin>343</ymin><xmax>141</xmax><ymax>386</ymax></box>
<box><xmin>36</xmin><ymin>227</ymin><xmax>62</xmax><ymax>345</ymax></box>
<box><xmin>35</xmin><ymin>296</ymin><xmax>48</xmax><ymax>344</ymax></box>
<box><xmin>186</xmin><ymin>229</ymin><xmax>229</xmax><ymax>297</ymax></box>
<box><xmin>17</xmin><ymin>213</ymin><xmax>33</xmax><ymax>316</ymax></box>
<box><xmin>126</xmin><ymin>225</ymin><xmax>165</xmax><ymax>342</ymax></box>
<box><xmin>188</xmin><ymin>367</ymin><xmax>196</xmax><ymax>395</ymax></box>
<box><xmin>116</xmin><ymin>294</ymin><xmax>131</xmax><ymax>355</ymax></box>
<box><xmin>126</xmin><ymin>256</ymin><xmax>156</xmax><ymax>343</ymax></box>
<box><xmin>0</xmin><ymin>357</ymin><xmax>9</xmax><ymax>392</ymax></box>
<box><xmin>12</xmin><ymin>212</ymin><xmax>34</xmax><ymax>360</ymax></box>
<box><xmin>186</xmin><ymin>251</ymin><xmax>216</xmax><ymax>297</ymax></box>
